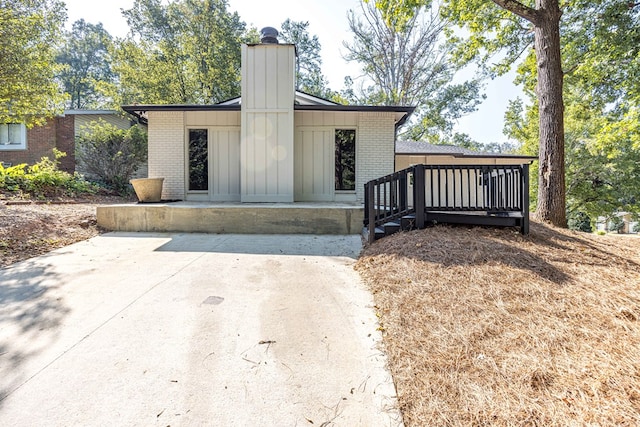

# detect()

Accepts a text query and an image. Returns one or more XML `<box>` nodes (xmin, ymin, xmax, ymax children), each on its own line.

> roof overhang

<box><xmin>396</xmin><ymin>151</ymin><xmax>538</xmax><ymax>164</ymax></box>
<box><xmin>122</xmin><ymin>104</ymin><xmax>416</xmax><ymax>128</ymax></box>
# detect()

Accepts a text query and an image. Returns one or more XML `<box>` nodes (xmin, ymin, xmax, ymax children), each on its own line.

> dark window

<box><xmin>189</xmin><ymin>129</ymin><xmax>208</xmax><ymax>191</ymax></box>
<box><xmin>335</xmin><ymin>129</ymin><xmax>356</xmax><ymax>191</ymax></box>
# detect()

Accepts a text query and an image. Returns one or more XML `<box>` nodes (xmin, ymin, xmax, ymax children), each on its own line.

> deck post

<box><xmin>366</xmin><ymin>182</ymin><xmax>376</xmax><ymax>243</ymax></box>
<box><xmin>521</xmin><ymin>164</ymin><xmax>530</xmax><ymax>234</ymax></box>
<box><xmin>414</xmin><ymin>165</ymin><xmax>425</xmax><ymax>229</ymax></box>
<box><xmin>399</xmin><ymin>171</ymin><xmax>408</xmax><ymax>211</ymax></box>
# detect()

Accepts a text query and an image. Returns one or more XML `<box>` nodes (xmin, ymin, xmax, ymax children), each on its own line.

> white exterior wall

<box><xmin>148</xmin><ymin>111</ymin><xmax>184</xmax><ymax>200</ymax></box>
<box><xmin>294</xmin><ymin>111</ymin><xmax>358</xmax><ymax>127</ymax></box>
<box><xmin>240</xmin><ymin>44</ymin><xmax>295</xmax><ymax>202</ymax></box>
<box><xmin>356</xmin><ymin>112</ymin><xmax>396</xmax><ymax>203</ymax></box>
<box><xmin>185</xmin><ymin>111</ymin><xmax>240</xmax><ymax>127</ymax></box>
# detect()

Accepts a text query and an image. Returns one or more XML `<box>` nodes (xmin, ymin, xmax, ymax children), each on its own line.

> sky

<box><xmin>63</xmin><ymin>0</ymin><xmax>522</xmax><ymax>145</ymax></box>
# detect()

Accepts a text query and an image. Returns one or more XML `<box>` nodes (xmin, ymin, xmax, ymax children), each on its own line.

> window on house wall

<box><xmin>335</xmin><ymin>129</ymin><xmax>356</xmax><ymax>191</ymax></box>
<box><xmin>0</xmin><ymin>123</ymin><xmax>27</xmax><ymax>150</ymax></box>
<box><xmin>188</xmin><ymin>129</ymin><xmax>208</xmax><ymax>191</ymax></box>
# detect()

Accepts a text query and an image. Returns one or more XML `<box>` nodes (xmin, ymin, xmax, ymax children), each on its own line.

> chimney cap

<box><xmin>260</xmin><ymin>27</ymin><xmax>279</xmax><ymax>44</ymax></box>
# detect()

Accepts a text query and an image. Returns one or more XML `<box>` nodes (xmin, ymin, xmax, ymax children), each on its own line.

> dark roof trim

<box><xmin>122</xmin><ymin>104</ymin><xmax>415</xmax><ymax>127</ymax></box>
<box><xmin>122</xmin><ymin>104</ymin><xmax>241</xmax><ymax>113</ymax></box>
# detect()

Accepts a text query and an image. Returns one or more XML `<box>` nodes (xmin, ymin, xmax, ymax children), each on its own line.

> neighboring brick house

<box><xmin>122</xmin><ymin>32</ymin><xmax>414</xmax><ymax>203</ymax></box>
<box><xmin>0</xmin><ymin>110</ymin><xmax>142</xmax><ymax>175</ymax></box>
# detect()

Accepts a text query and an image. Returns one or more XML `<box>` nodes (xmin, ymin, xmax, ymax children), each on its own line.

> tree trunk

<box><xmin>533</xmin><ymin>0</ymin><xmax>566</xmax><ymax>227</ymax></box>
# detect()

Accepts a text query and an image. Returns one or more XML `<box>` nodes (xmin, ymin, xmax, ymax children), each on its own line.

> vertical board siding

<box><xmin>241</xmin><ymin>44</ymin><xmax>295</xmax><ymax>202</ymax></box>
<box><xmin>210</xmin><ymin>128</ymin><xmax>241</xmax><ymax>201</ymax></box>
<box><xmin>294</xmin><ymin>128</ymin><xmax>333</xmax><ymax>201</ymax></box>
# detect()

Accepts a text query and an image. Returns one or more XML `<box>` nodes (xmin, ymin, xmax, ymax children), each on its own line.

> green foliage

<box><xmin>111</xmin><ymin>0</ymin><xmax>252</xmax><ymax>105</ymax></box>
<box><xmin>439</xmin><ymin>0</ymin><xmax>640</xmax><ymax>226</ymax></box>
<box><xmin>344</xmin><ymin>1</ymin><xmax>483</xmax><ymax>142</ymax></box>
<box><xmin>609</xmin><ymin>215</ymin><xmax>625</xmax><ymax>234</ymax></box>
<box><xmin>278</xmin><ymin>19</ymin><xmax>334</xmax><ymax>99</ymax></box>
<box><xmin>567</xmin><ymin>211</ymin><xmax>592</xmax><ymax>233</ymax></box>
<box><xmin>505</xmin><ymin>83</ymin><xmax>640</xmax><ymax>222</ymax></box>
<box><xmin>0</xmin><ymin>0</ymin><xmax>67</xmax><ymax>126</ymax></box>
<box><xmin>0</xmin><ymin>150</ymin><xmax>95</xmax><ymax>197</ymax></box>
<box><xmin>633</xmin><ymin>222</ymin><xmax>640</xmax><ymax>233</ymax></box>
<box><xmin>57</xmin><ymin>19</ymin><xmax>114</xmax><ymax>109</ymax></box>
<box><xmin>75</xmin><ymin>120</ymin><xmax>148</xmax><ymax>193</ymax></box>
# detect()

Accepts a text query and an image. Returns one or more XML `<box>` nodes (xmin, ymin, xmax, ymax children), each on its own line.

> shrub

<box><xmin>0</xmin><ymin>149</ymin><xmax>96</xmax><ymax>197</ymax></box>
<box><xmin>633</xmin><ymin>222</ymin><xmax>640</xmax><ymax>233</ymax></box>
<box><xmin>609</xmin><ymin>216</ymin><xmax>625</xmax><ymax>234</ymax></box>
<box><xmin>75</xmin><ymin>119</ymin><xmax>147</xmax><ymax>193</ymax></box>
<box><xmin>568</xmin><ymin>211</ymin><xmax>592</xmax><ymax>232</ymax></box>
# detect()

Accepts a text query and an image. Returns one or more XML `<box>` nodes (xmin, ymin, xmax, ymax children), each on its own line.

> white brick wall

<box><xmin>356</xmin><ymin>112</ymin><xmax>396</xmax><ymax>203</ymax></box>
<box><xmin>148</xmin><ymin>111</ymin><xmax>185</xmax><ymax>200</ymax></box>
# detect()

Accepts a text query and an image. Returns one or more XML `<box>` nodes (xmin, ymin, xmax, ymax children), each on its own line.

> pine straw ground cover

<box><xmin>355</xmin><ymin>221</ymin><xmax>640</xmax><ymax>426</ymax></box>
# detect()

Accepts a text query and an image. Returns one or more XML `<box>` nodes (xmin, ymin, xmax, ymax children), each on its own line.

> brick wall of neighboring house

<box><xmin>356</xmin><ymin>112</ymin><xmax>396</xmax><ymax>203</ymax></box>
<box><xmin>55</xmin><ymin>115</ymin><xmax>75</xmax><ymax>173</ymax></box>
<box><xmin>0</xmin><ymin>116</ymin><xmax>76</xmax><ymax>173</ymax></box>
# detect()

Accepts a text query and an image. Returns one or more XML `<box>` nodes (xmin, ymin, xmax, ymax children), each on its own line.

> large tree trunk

<box><xmin>533</xmin><ymin>0</ymin><xmax>566</xmax><ymax>227</ymax></box>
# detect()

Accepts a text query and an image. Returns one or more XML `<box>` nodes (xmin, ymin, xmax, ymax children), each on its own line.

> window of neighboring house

<box><xmin>335</xmin><ymin>129</ymin><xmax>356</xmax><ymax>191</ymax></box>
<box><xmin>0</xmin><ymin>123</ymin><xmax>27</xmax><ymax>150</ymax></box>
<box><xmin>188</xmin><ymin>129</ymin><xmax>208</xmax><ymax>191</ymax></box>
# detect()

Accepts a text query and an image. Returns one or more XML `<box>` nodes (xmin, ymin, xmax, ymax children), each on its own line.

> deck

<box><xmin>364</xmin><ymin>164</ymin><xmax>530</xmax><ymax>242</ymax></box>
<box><xmin>97</xmin><ymin>202</ymin><xmax>364</xmax><ymax>235</ymax></box>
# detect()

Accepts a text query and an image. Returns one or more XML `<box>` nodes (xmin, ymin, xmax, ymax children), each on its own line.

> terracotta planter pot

<box><xmin>130</xmin><ymin>178</ymin><xmax>164</xmax><ymax>203</ymax></box>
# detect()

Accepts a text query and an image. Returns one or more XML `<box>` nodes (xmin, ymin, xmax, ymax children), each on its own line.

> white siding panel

<box><xmin>241</xmin><ymin>44</ymin><xmax>295</xmax><ymax>202</ymax></box>
<box><xmin>294</xmin><ymin>128</ymin><xmax>333</xmax><ymax>201</ymax></box>
<box><xmin>210</xmin><ymin>128</ymin><xmax>240</xmax><ymax>201</ymax></box>
<box><xmin>294</xmin><ymin>111</ymin><xmax>358</xmax><ymax>127</ymax></box>
<box><xmin>185</xmin><ymin>111</ymin><xmax>240</xmax><ymax>127</ymax></box>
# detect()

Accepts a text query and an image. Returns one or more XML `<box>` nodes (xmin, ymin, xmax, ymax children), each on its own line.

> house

<box><xmin>596</xmin><ymin>212</ymin><xmax>639</xmax><ymax>234</ymax></box>
<box><xmin>101</xmin><ymin>27</ymin><xmax>533</xmax><ymax>238</ymax></box>
<box><xmin>122</xmin><ymin>34</ymin><xmax>413</xmax><ymax>206</ymax></box>
<box><xmin>0</xmin><ymin>110</ymin><xmax>143</xmax><ymax>176</ymax></box>
<box><xmin>395</xmin><ymin>140</ymin><xmax>536</xmax><ymax>169</ymax></box>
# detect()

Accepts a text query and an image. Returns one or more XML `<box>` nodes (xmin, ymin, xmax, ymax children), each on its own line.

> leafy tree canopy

<box><xmin>112</xmin><ymin>0</ymin><xmax>253</xmax><ymax>105</ymax></box>
<box><xmin>278</xmin><ymin>19</ymin><xmax>334</xmax><ymax>100</ymax></box>
<box><xmin>57</xmin><ymin>19</ymin><xmax>115</xmax><ymax>109</ymax></box>
<box><xmin>0</xmin><ymin>0</ymin><xmax>67</xmax><ymax>126</ymax></box>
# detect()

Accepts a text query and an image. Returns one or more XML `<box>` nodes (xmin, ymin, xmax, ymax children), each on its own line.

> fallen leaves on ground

<box><xmin>356</xmin><ymin>222</ymin><xmax>640</xmax><ymax>426</ymax></box>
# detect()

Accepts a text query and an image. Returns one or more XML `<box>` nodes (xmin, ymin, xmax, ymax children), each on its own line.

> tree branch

<box><xmin>491</xmin><ymin>0</ymin><xmax>540</xmax><ymax>25</ymax></box>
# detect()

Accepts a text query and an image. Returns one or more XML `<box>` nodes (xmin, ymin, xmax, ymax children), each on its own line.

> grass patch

<box><xmin>356</xmin><ymin>221</ymin><xmax>640</xmax><ymax>426</ymax></box>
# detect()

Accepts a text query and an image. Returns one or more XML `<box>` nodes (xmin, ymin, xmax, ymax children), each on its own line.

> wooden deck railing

<box><xmin>364</xmin><ymin>164</ymin><xmax>530</xmax><ymax>242</ymax></box>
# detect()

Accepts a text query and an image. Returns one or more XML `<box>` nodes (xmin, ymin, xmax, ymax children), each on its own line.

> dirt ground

<box><xmin>0</xmin><ymin>194</ymin><xmax>133</xmax><ymax>268</ymax></box>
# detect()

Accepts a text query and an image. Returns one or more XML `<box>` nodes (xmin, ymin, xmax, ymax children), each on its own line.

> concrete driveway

<box><xmin>0</xmin><ymin>233</ymin><xmax>402</xmax><ymax>426</ymax></box>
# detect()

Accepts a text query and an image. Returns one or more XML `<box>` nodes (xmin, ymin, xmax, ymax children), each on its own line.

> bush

<box><xmin>609</xmin><ymin>216</ymin><xmax>625</xmax><ymax>233</ymax></box>
<box><xmin>0</xmin><ymin>149</ymin><xmax>96</xmax><ymax>197</ymax></box>
<box><xmin>633</xmin><ymin>222</ymin><xmax>640</xmax><ymax>233</ymax></box>
<box><xmin>568</xmin><ymin>211</ymin><xmax>592</xmax><ymax>232</ymax></box>
<box><xmin>75</xmin><ymin>119</ymin><xmax>147</xmax><ymax>193</ymax></box>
